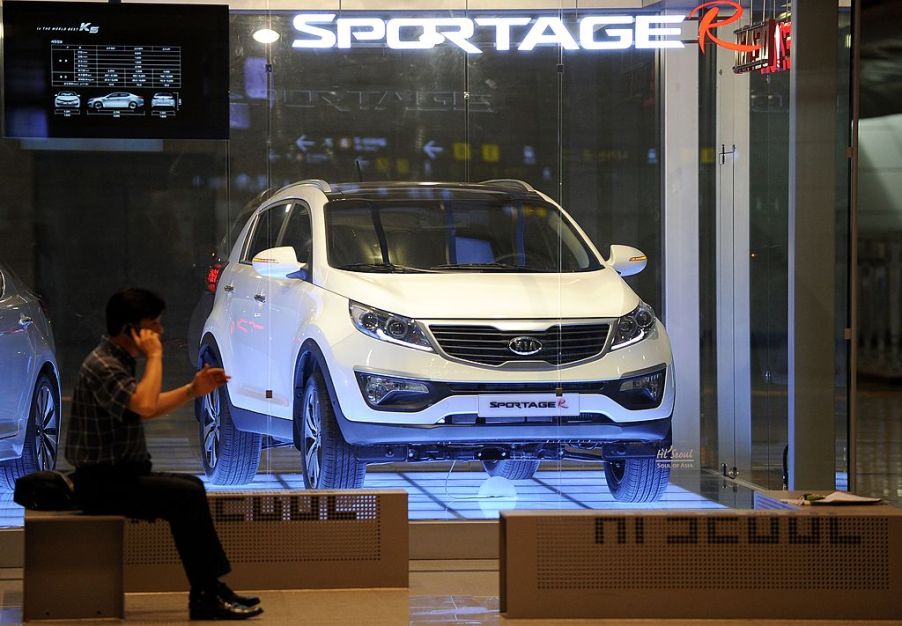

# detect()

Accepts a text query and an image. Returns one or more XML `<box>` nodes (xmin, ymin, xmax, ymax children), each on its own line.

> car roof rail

<box><xmin>294</xmin><ymin>179</ymin><xmax>332</xmax><ymax>193</ymax></box>
<box><xmin>479</xmin><ymin>179</ymin><xmax>536</xmax><ymax>193</ymax></box>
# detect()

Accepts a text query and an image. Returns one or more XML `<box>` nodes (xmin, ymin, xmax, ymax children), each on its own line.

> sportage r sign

<box><xmin>291</xmin><ymin>3</ymin><xmax>773</xmax><ymax>55</ymax></box>
<box><xmin>291</xmin><ymin>14</ymin><xmax>688</xmax><ymax>52</ymax></box>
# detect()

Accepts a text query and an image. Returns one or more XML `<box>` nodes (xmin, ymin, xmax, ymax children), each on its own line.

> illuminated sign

<box><xmin>686</xmin><ymin>1</ymin><xmax>791</xmax><ymax>75</ymax></box>
<box><xmin>287</xmin><ymin>3</ymin><xmax>791</xmax><ymax>68</ymax></box>
<box><xmin>733</xmin><ymin>16</ymin><xmax>791</xmax><ymax>74</ymax></box>
<box><xmin>688</xmin><ymin>1</ymin><xmax>759</xmax><ymax>54</ymax></box>
<box><xmin>291</xmin><ymin>14</ymin><xmax>686</xmax><ymax>52</ymax></box>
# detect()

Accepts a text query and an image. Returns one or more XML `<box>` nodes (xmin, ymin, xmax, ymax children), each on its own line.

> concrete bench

<box><xmin>24</xmin><ymin>511</ymin><xmax>125</xmax><ymax>620</ymax></box>
<box><xmin>24</xmin><ymin>490</ymin><xmax>408</xmax><ymax>620</ymax></box>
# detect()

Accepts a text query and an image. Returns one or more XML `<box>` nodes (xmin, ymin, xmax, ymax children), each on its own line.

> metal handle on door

<box><xmin>223</xmin><ymin>285</ymin><xmax>235</xmax><ymax>292</ymax></box>
<box><xmin>254</xmin><ymin>294</ymin><xmax>266</xmax><ymax>303</ymax></box>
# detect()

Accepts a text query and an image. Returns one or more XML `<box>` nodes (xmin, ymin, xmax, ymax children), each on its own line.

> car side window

<box><xmin>241</xmin><ymin>204</ymin><xmax>291</xmax><ymax>264</ymax></box>
<box><xmin>279</xmin><ymin>203</ymin><xmax>312</xmax><ymax>264</ymax></box>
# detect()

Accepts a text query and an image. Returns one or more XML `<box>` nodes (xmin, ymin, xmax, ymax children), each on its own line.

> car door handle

<box><xmin>223</xmin><ymin>284</ymin><xmax>235</xmax><ymax>293</ymax></box>
<box><xmin>18</xmin><ymin>315</ymin><xmax>33</xmax><ymax>328</ymax></box>
<box><xmin>254</xmin><ymin>294</ymin><xmax>266</xmax><ymax>303</ymax></box>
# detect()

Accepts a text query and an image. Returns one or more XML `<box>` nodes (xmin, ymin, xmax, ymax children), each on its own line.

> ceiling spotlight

<box><xmin>252</xmin><ymin>28</ymin><xmax>280</xmax><ymax>44</ymax></box>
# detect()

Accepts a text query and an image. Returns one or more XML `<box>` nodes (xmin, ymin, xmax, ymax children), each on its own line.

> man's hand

<box><xmin>190</xmin><ymin>364</ymin><xmax>230</xmax><ymax>397</ymax></box>
<box><xmin>130</xmin><ymin>327</ymin><xmax>163</xmax><ymax>359</ymax></box>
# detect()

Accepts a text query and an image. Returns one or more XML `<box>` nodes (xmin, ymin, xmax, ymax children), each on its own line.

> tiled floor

<box><xmin>1</xmin><ymin>561</ymin><xmax>899</xmax><ymax>625</ymax></box>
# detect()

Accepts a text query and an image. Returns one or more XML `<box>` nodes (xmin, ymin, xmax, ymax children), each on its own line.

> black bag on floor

<box><xmin>13</xmin><ymin>470</ymin><xmax>78</xmax><ymax>511</ymax></box>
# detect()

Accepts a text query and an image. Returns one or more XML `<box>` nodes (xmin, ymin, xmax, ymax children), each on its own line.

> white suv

<box><xmin>197</xmin><ymin>180</ymin><xmax>675</xmax><ymax>502</ymax></box>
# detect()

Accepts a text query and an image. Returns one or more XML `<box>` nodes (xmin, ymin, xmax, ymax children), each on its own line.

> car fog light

<box><xmin>363</xmin><ymin>375</ymin><xmax>430</xmax><ymax>405</ymax></box>
<box><xmin>609</xmin><ymin>367</ymin><xmax>666</xmax><ymax>409</ymax></box>
<box><xmin>619</xmin><ymin>373</ymin><xmax>663</xmax><ymax>400</ymax></box>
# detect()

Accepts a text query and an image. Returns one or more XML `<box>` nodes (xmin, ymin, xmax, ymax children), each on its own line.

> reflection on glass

<box><xmin>325</xmin><ymin>194</ymin><xmax>599</xmax><ymax>273</ymax></box>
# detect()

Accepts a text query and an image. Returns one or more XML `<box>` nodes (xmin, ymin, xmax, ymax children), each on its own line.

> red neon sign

<box><xmin>689</xmin><ymin>1</ymin><xmax>762</xmax><ymax>54</ymax></box>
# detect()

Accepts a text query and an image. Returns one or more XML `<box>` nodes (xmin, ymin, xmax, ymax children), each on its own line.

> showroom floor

<box><xmin>0</xmin><ymin>561</ymin><xmax>900</xmax><ymax>625</ymax></box>
<box><xmin>0</xmin><ymin>467</ymin><xmax>731</xmax><ymax>528</ymax></box>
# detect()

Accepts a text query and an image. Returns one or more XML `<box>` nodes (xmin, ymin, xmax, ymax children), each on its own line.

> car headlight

<box><xmin>349</xmin><ymin>301</ymin><xmax>434</xmax><ymax>352</ymax></box>
<box><xmin>611</xmin><ymin>302</ymin><xmax>657</xmax><ymax>350</ymax></box>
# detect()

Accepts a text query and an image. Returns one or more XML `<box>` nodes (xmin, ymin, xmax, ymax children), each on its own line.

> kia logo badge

<box><xmin>509</xmin><ymin>336</ymin><xmax>542</xmax><ymax>356</ymax></box>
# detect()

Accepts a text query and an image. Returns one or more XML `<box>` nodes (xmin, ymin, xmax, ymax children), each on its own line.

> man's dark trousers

<box><xmin>73</xmin><ymin>462</ymin><xmax>230</xmax><ymax>589</ymax></box>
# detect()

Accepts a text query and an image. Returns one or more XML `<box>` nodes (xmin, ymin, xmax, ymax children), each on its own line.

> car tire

<box><xmin>0</xmin><ymin>373</ymin><xmax>60</xmax><ymax>491</ymax></box>
<box><xmin>129</xmin><ymin>102</ymin><xmax>137</xmax><ymax>110</ymax></box>
<box><xmin>604</xmin><ymin>456</ymin><xmax>670</xmax><ymax>502</ymax></box>
<box><xmin>300</xmin><ymin>370</ymin><xmax>365</xmax><ymax>489</ymax></box>
<box><xmin>482</xmin><ymin>459</ymin><xmax>540</xmax><ymax>480</ymax></box>
<box><xmin>196</xmin><ymin>349</ymin><xmax>262</xmax><ymax>485</ymax></box>
<box><xmin>93</xmin><ymin>102</ymin><xmax>102</xmax><ymax>110</ymax></box>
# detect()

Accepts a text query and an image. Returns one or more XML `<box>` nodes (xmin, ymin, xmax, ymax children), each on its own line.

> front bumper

<box><xmin>319</xmin><ymin>319</ymin><xmax>675</xmax><ymax>447</ymax></box>
<box><xmin>339</xmin><ymin>414</ymin><xmax>672</xmax><ymax>447</ymax></box>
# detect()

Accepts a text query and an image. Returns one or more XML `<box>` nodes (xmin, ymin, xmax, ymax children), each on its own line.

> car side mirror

<box><xmin>607</xmin><ymin>245</ymin><xmax>647</xmax><ymax>277</ymax></box>
<box><xmin>252</xmin><ymin>246</ymin><xmax>308</xmax><ymax>280</ymax></box>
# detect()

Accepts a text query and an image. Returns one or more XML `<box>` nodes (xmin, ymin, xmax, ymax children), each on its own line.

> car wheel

<box><xmin>128</xmin><ymin>102</ymin><xmax>137</xmax><ymax>110</ymax></box>
<box><xmin>603</xmin><ymin>456</ymin><xmax>670</xmax><ymax>502</ymax></box>
<box><xmin>482</xmin><ymin>459</ymin><xmax>540</xmax><ymax>480</ymax></box>
<box><xmin>300</xmin><ymin>370</ymin><xmax>365</xmax><ymax>489</ymax></box>
<box><xmin>196</xmin><ymin>348</ymin><xmax>261</xmax><ymax>485</ymax></box>
<box><xmin>0</xmin><ymin>373</ymin><xmax>60</xmax><ymax>491</ymax></box>
<box><xmin>93</xmin><ymin>102</ymin><xmax>102</xmax><ymax>110</ymax></box>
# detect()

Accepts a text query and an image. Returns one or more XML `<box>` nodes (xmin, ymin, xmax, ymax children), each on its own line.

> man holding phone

<box><xmin>64</xmin><ymin>288</ymin><xmax>263</xmax><ymax>620</ymax></box>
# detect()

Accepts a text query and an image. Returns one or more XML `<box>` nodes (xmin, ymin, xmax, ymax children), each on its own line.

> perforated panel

<box><xmin>125</xmin><ymin>493</ymin><xmax>381</xmax><ymax>565</ymax></box>
<box><xmin>535</xmin><ymin>514</ymin><xmax>889</xmax><ymax>590</ymax></box>
<box><xmin>501</xmin><ymin>509</ymin><xmax>902</xmax><ymax>620</ymax></box>
<box><xmin>123</xmin><ymin>490</ymin><xmax>407</xmax><ymax>591</ymax></box>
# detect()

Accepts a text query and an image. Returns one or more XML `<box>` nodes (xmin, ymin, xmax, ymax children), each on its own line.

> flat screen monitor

<box><xmin>2</xmin><ymin>1</ymin><xmax>229</xmax><ymax>140</ymax></box>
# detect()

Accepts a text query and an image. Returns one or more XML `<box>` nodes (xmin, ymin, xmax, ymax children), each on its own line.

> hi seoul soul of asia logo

<box><xmin>289</xmin><ymin>1</ymin><xmax>761</xmax><ymax>55</ymax></box>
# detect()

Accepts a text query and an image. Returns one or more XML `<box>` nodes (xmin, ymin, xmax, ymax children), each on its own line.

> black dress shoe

<box><xmin>189</xmin><ymin>591</ymin><xmax>264</xmax><ymax>620</ymax></box>
<box><xmin>218</xmin><ymin>581</ymin><xmax>261</xmax><ymax>607</ymax></box>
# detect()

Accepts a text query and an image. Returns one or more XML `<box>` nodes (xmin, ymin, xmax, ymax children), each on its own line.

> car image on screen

<box><xmin>87</xmin><ymin>92</ymin><xmax>144</xmax><ymax>110</ymax></box>
<box><xmin>53</xmin><ymin>91</ymin><xmax>80</xmax><ymax>109</ymax></box>
<box><xmin>151</xmin><ymin>92</ymin><xmax>179</xmax><ymax>109</ymax></box>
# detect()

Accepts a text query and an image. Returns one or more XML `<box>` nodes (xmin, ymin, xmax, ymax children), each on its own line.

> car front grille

<box><xmin>428</xmin><ymin>323</ymin><xmax>610</xmax><ymax>366</ymax></box>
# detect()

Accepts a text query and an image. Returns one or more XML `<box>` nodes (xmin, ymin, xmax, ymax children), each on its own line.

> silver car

<box><xmin>53</xmin><ymin>91</ymin><xmax>80</xmax><ymax>109</ymax></box>
<box><xmin>151</xmin><ymin>92</ymin><xmax>179</xmax><ymax>109</ymax></box>
<box><xmin>0</xmin><ymin>264</ymin><xmax>61</xmax><ymax>491</ymax></box>
<box><xmin>87</xmin><ymin>92</ymin><xmax>144</xmax><ymax>110</ymax></box>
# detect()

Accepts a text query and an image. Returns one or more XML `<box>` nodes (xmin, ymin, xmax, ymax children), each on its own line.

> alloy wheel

<box><xmin>303</xmin><ymin>388</ymin><xmax>323</xmax><ymax>488</ymax></box>
<box><xmin>34</xmin><ymin>382</ymin><xmax>58</xmax><ymax>471</ymax></box>
<box><xmin>202</xmin><ymin>389</ymin><xmax>221</xmax><ymax>469</ymax></box>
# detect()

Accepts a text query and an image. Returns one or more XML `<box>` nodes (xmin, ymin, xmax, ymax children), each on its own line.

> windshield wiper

<box><xmin>430</xmin><ymin>262</ymin><xmax>540</xmax><ymax>272</ymax></box>
<box><xmin>336</xmin><ymin>262</ymin><xmax>437</xmax><ymax>273</ymax></box>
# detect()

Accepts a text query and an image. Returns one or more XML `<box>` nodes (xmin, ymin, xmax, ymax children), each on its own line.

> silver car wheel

<box><xmin>303</xmin><ymin>387</ymin><xmax>322</xmax><ymax>488</ymax></box>
<box><xmin>202</xmin><ymin>389</ymin><xmax>221</xmax><ymax>469</ymax></box>
<box><xmin>34</xmin><ymin>381</ymin><xmax>58</xmax><ymax>471</ymax></box>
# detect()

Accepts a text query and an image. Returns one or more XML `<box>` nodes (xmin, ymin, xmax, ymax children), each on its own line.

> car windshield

<box><xmin>325</xmin><ymin>197</ymin><xmax>601</xmax><ymax>273</ymax></box>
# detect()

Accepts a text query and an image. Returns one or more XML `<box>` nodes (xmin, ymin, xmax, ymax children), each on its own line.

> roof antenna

<box><xmin>355</xmin><ymin>159</ymin><xmax>364</xmax><ymax>182</ymax></box>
